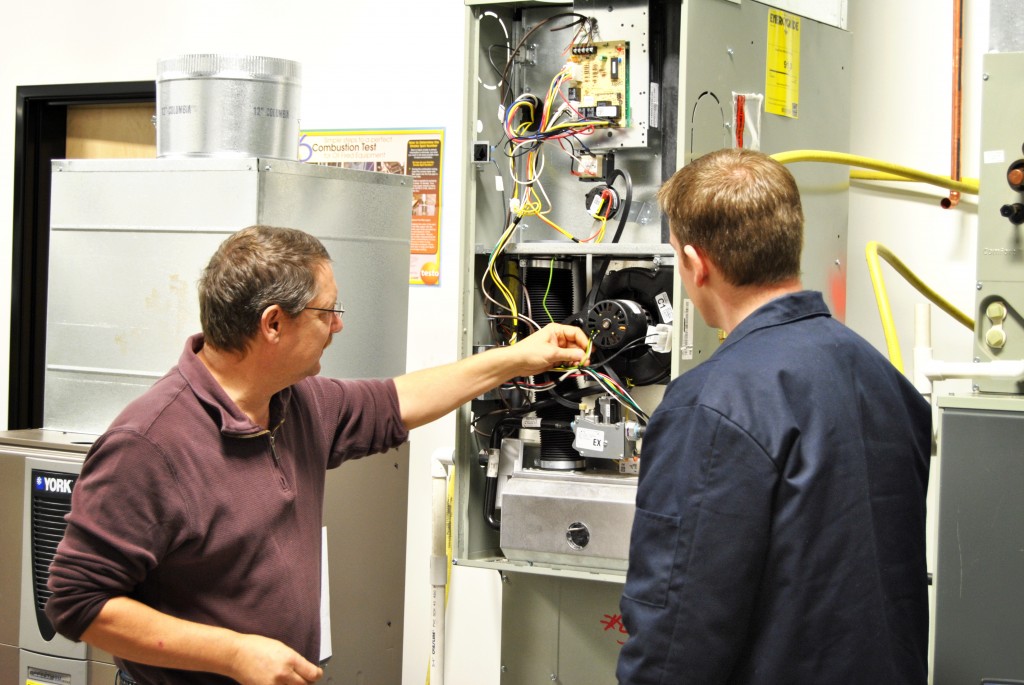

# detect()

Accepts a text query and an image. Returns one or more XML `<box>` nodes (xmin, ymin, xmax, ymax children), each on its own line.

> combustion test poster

<box><xmin>300</xmin><ymin>128</ymin><xmax>444</xmax><ymax>286</ymax></box>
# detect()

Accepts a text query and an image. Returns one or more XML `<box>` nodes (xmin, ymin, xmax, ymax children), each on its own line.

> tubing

<box><xmin>772</xmin><ymin>149</ymin><xmax>979</xmax><ymax>195</ymax></box>
<box><xmin>428</xmin><ymin>451</ymin><xmax>454</xmax><ymax>685</ymax></box>
<box><xmin>865</xmin><ymin>241</ymin><xmax>975</xmax><ymax>372</ymax></box>
<box><xmin>848</xmin><ymin>169</ymin><xmax>979</xmax><ymax>195</ymax></box>
<box><xmin>943</xmin><ymin>0</ymin><xmax>965</xmax><ymax>209</ymax></box>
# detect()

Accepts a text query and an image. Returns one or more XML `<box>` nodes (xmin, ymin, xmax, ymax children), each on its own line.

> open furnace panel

<box><xmin>456</xmin><ymin>0</ymin><xmax>851</xmax><ymax>579</ymax></box>
<box><xmin>455</xmin><ymin>1</ymin><xmax>851</xmax><ymax>681</ymax></box>
<box><xmin>458</xmin><ymin>0</ymin><xmax>675</xmax><ymax>577</ymax></box>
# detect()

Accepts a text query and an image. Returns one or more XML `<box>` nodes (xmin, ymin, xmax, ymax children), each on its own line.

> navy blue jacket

<box><xmin>617</xmin><ymin>291</ymin><xmax>931</xmax><ymax>684</ymax></box>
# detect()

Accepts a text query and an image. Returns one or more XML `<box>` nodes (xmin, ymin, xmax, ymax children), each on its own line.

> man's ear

<box><xmin>682</xmin><ymin>244</ymin><xmax>709</xmax><ymax>287</ymax></box>
<box><xmin>259</xmin><ymin>305</ymin><xmax>285</xmax><ymax>343</ymax></box>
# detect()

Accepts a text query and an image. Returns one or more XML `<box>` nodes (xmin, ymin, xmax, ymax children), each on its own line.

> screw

<box><xmin>982</xmin><ymin>73</ymin><xmax>989</xmax><ymax>81</ymax></box>
<box><xmin>727</xmin><ymin>48</ymin><xmax>735</xmax><ymax>57</ymax></box>
<box><xmin>977</xmin><ymin>282</ymin><xmax>983</xmax><ymax>291</ymax></box>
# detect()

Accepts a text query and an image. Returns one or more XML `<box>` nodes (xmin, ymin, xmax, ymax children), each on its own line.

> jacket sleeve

<box><xmin>45</xmin><ymin>430</ymin><xmax>191</xmax><ymax>641</ymax></box>
<box><xmin>617</xmin><ymin>404</ymin><xmax>779</xmax><ymax>685</ymax></box>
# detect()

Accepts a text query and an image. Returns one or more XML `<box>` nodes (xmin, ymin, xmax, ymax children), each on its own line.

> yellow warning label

<box><xmin>765</xmin><ymin>8</ymin><xmax>801</xmax><ymax>119</ymax></box>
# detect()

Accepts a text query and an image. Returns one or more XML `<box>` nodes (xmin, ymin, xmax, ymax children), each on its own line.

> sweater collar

<box><xmin>179</xmin><ymin>333</ymin><xmax>291</xmax><ymax>437</ymax></box>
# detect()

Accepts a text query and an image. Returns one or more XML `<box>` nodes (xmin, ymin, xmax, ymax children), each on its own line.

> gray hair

<box><xmin>198</xmin><ymin>225</ymin><xmax>332</xmax><ymax>352</ymax></box>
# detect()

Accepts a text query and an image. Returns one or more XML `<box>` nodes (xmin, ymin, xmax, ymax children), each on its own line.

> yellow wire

<box><xmin>864</xmin><ymin>241</ymin><xmax>975</xmax><ymax>372</ymax></box>
<box><xmin>533</xmin><ymin>211</ymin><xmax>578</xmax><ymax>241</ymax></box>
<box><xmin>487</xmin><ymin>222</ymin><xmax>521</xmax><ymax>342</ymax></box>
<box><xmin>772</xmin><ymin>149</ymin><xmax>980</xmax><ymax>195</ymax></box>
<box><xmin>850</xmin><ymin>169</ymin><xmax>980</xmax><ymax>193</ymax></box>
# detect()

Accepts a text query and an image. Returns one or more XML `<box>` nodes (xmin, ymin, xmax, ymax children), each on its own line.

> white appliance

<box><xmin>0</xmin><ymin>429</ymin><xmax>117</xmax><ymax>684</ymax></box>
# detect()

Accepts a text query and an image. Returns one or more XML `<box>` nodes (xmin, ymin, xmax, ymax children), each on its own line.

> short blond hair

<box><xmin>659</xmin><ymin>148</ymin><xmax>803</xmax><ymax>286</ymax></box>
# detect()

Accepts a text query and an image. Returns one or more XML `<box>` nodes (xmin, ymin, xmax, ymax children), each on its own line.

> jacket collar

<box><xmin>719</xmin><ymin>290</ymin><xmax>832</xmax><ymax>352</ymax></box>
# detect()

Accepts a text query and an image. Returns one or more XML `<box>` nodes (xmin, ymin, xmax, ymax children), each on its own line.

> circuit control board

<box><xmin>568</xmin><ymin>40</ymin><xmax>630</xmax><ymax>129</ymax></box>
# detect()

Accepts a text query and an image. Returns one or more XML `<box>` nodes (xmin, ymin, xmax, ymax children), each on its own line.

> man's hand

<box><xmin>394</xmin><ymin>322</ymin><xmax>591</xmax><ymax>430</ymax></box>
<box><xmin>230</xmin><ymin>634</ymin><xmax>323</xmax><ymax>684</ymax></box>
<box><xmin>509</xmin><ymin>322</ymin><xmax>591</xmax><ymax>377</ymax></box>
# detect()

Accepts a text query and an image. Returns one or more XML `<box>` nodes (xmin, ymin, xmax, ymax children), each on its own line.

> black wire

<box><xmin>607</xmin><ymin>168</ymin><xmax>634</xmax><ymax>245</ymax></box>
<box><xmin>498</xmin><ymin>13</ymin><xmax>591</xmax><ymax>110</ymax></box>
<box><xmin>589</xmin><ymin>336</ymin><xmax>649</xmax><ymax>370</ymax></box>
<box><xmin>485</xmin><ymin>43</ymin><xmax>511</xmax><ymax>85</ymax></box>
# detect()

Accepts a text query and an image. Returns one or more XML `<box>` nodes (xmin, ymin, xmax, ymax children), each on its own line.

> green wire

<box><xmin>542</xmin><ymin>258</ymin><xmax>556</xmax><ymax>324</ymax></box>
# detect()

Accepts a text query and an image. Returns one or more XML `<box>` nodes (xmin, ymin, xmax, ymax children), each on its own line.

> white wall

<box><xmin>0</xmin><ymin>1</ymin><xmax>994</xmax><ymax>684</ymax></box>
<box><xmin>846</xmin><ymin>0</ymin><xmax>986</xmax><ymax>372</ymax></box>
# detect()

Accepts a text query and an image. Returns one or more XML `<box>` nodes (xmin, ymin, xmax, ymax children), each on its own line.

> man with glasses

<box><xmin>45</xmin><ymin>225</ymin><xmax>591</xmax><ymax>685</ymax></box>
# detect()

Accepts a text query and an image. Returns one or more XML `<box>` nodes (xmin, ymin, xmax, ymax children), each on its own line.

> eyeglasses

<box><xmin>304</xmin><ymin>302</ymin><xmax>345</xmax><ymax>319</ymax></box>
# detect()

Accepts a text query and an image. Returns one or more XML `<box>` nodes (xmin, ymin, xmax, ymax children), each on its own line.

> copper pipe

<box><xmin>942</xmin><ymin>0</ymin><xmax>964</xmax><ymax>209</ymax></box>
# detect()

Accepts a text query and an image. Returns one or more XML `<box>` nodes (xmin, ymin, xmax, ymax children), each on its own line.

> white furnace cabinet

<box><xmin>2</xmin><ymin>158</ymin><xmax>412</xmax><ymax>684</ymax></box>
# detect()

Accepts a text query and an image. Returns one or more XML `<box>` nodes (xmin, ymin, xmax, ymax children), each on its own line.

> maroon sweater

<box><xmin>46</xmin><ymin>334</ymin><xmax>409</xmax><ymax>684</ymax></box>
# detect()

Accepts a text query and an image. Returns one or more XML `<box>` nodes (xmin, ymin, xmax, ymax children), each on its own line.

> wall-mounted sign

<box><xmin>301</xmin><ymin>128</ymin><xmax>444</xmax><ymax>286</ymax></box>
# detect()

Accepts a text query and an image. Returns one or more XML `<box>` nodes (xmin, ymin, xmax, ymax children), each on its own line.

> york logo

<box><xmin>35</xmin><ymin>476</ymin><xmax>74</xmax><ymax>494</ymax></box>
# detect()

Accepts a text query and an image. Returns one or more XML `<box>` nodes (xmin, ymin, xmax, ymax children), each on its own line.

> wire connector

<box><xmin>645</xmin><ymin>323</ymin><xmax>672</xmax><ymax>353</ymax></box>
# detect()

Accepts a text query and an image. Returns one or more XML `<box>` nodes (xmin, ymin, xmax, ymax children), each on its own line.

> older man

<box><xmin>47</xmin><ymin>225</ymin><xmax>590</xmax><ymax>685</ymax></box>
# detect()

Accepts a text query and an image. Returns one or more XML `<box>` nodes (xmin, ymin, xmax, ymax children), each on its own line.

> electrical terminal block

<box><xmin>564</xmin><ymin>61</ymin><xmax>585</xmax><ymax>83</ymax></box>
<box><xmin>645</xmin><ymin>323</ymin><xmax>672</xmax><ymax>353</ymax></box>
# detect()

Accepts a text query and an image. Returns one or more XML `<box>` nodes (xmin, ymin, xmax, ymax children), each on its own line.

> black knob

<box><xmin>999</xmin><ymin>203</ymin><xmax>1024</xmax><ymax>225</ymax></box>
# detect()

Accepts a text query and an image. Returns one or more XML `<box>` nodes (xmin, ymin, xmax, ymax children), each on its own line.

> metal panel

<box><xmin>0</xmin><ymin>430</ymin><xmax>117</xmax><ymax>679</ymax></box>
<box><xmin>500</xmin><ymin>471</ymin><xmax>635</xmax><ymax>571</ymax></box>
<box><xmin>20</xmin><ymin>651</ymin><xmax>88</xmax><ymax>685</ymax></box>
<box><xmin>973</xmin><ymin>52</ymin><xmax>1024</xmax><ymax>393</ymax></box>
<box><xmin>990</xmin><ymin>0</ymin><xmax>1024</xmax><ymax>53</ymax></box>
<box><xmin>257</xmin><ymin>161</ymin><xmax>412</xmax><ymax>380</ymax></box>
<box><xmin>0</xmin><ymin>449</ymin><xmax>24</xmax><ymax>650</ymax></box>
<box><xmin>573</xmin><ymin>0</ymin><xmax>653</xmax><ymax>150</ymax></box>
<box><xmin>50</xmin><ymin>158</ymin><xmax>262</xmax><ymax>231</ymax></box>
<box><xmin>322</xmin><ymin>445</ymin><xmax>409</xmax><ymax>683</ymax></box>
<box><xmin>45</xmin><ymin>158</ymin><xmax>412</xmax><ymax>433</ymax></box>
<box><xmin>19</xmin><ymin>451</ymin><xmax>88</xmax><ymax>659</ymax></box>
<box><xmin>679</xmin><ymin>0</ymin><xmax>851</xmax><ymax>328</ymax></box>
<box><xmin>0</xmin><ymin>644</ymin><xmax>16</xmax><ymax>684</ymax></box>
<box><xmin>759</xmin><ymin>0</ymin><xmax>847</xmax><ymax>30</ymax></box>
<box><xmin>933</xmin><ymin>396</ymin><xmax>1024</xmax><ymax>684</ymax></box>
<box><xmin>500</xmin><ymin>573</ymin><xmax>624</xmax><ymax>685</ymax></box>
